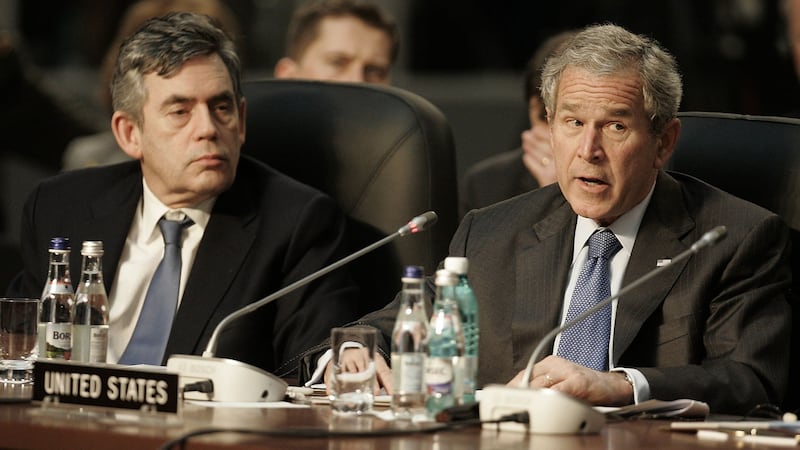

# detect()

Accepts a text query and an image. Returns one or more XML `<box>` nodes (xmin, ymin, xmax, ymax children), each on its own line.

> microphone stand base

<box><xmin>167</xmin><ymin>354</ymin><xmax>287</xmax><ymax>402</ymax></box>
<box><xmin>479</xmin><ymin>384</ymin><xmax>605</xmax><ymax>434</ymax></box>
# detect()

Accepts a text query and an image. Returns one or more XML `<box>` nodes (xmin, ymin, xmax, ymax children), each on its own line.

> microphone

<box><xmin>166</xmin><ymin>211</ymin><xmax>438</xmax><ymax>402</ymax></box>
<box><xmin>479</xmin><ymin>226</ymin><xmax>727</xmax><ymax>434</ymax></box>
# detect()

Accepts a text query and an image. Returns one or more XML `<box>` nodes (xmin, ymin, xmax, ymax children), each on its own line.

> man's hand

<box><xmin>323</xmin><ymin>351</ymin><xmax>394</xmax><ymax>395</ymax></box>
<box><xmin>520</xmin><ymin>125</ymin><xmax>557</xmax><ymax>187</ymax></box>
<box><xmin>508</xmin><ymin>355</ymin><xmax>633</xmax><ymax>406</ymax></box>
<box><xmin>374</xmin><ymin>355</ymin><xmax>393</xmax><ymax>394</ymax></box>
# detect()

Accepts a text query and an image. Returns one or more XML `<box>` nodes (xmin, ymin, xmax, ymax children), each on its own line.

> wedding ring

<box><xmin>541</xmin><ymin>156</ymin><xmax>550</xmax><ymax>166</ymax></box>
<box><xmin>544</xmin><ymin>374</ymin><xmax>554</xmax><ymax>387</ymax></box>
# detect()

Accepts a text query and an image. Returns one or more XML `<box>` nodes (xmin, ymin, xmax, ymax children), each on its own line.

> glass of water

<box><xmin>0</xmin><ymin>298</ymin><xmax>40</xmax><ymax>383</ymax></box>
<box><xmin>329</xmin><ymin>327</ymin><xmax>378</xmax><ymax>414</ymax></box>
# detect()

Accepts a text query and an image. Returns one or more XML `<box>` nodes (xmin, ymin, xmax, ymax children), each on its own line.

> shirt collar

<box><xmin>572</xmin><ymin>181</ymin><xmax>656</xmax><ymax>261</ymax></box>
<box><xmin>140</xmin><ymin>179</ymin><xmax>216</xmax><ymax>235</ymax></box>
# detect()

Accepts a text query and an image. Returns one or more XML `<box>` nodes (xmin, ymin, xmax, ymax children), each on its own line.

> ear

<box><xmin>238</xmin><ymin>97</ymin><xmax>247</xmax><ymax>145</ymax></box>
<box><xmin>653</xmin><ymin>118</ymin><xmax>681</xmax><ymax>169</ymax></box>
<box><xmin>111</xmin><ymin>111</ymin><xmax>143</xmax><ymax>160</ymax></box>
<box><xmin>545</xmin><ymin>106</ymin><xmax>556</xmax><ymax>147</ymax></box>
<box><xmin>273</xmin><ymin>57</ymin><xmax>298</xmax><ymax>79</ymax></box>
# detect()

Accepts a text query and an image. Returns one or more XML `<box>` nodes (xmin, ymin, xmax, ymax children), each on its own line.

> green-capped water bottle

<box><xmin>424</xmin><ymin>269</ymin><xmax>464</xmax><ymax>416</ymax></box>
<box><xmin>444</xmin><ymin>257</ymin><xmax>479</xmax><ymax>403</ymax></box>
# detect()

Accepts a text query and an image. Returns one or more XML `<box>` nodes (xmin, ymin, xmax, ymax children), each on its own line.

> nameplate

<box><xmin>32</xmin><ymin>360</ymin><xmax>179</xmax><ymax>413</ymax></box>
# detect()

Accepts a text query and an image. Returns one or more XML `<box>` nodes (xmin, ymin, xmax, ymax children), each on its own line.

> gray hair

<box><xmin>540</xmin><ymin>24</ymin><xmax>682</xmax><ymax>134</ymax></box>
<box><xmin>110</xmin><ymin>11</ymin><xmax>242</xmax><ymax>125</ymax></box>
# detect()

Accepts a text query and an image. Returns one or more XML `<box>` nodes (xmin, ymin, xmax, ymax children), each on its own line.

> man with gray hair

<box><xmin>498</xmin><ymin>23</ymin><xmax>790</xmax><ymax>412</ymax></box>
<box><xmin>9</xmin><ymin>12</ymin><xmax>360</xmax><ymax>378</ymax></box>
<box><xmin>310</xmin><ymin>23</ymin><xmax>792</xmax><ymax>414</ymax></box>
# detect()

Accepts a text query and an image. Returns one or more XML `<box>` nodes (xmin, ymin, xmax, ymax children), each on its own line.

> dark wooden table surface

<box><xmin>0</xmin><ymin>382</ymin><xmax>786</xmax><ymax>450</ymax></box>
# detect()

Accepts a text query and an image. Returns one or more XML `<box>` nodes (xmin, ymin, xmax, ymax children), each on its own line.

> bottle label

<box><xmin>45</xmin><ymin>322</ymin><xmax>72</xmax><ymax>360</ymax></box>
<box><xmin>425</xmin><ymin>357</ymin><xmax>454</xmax><ymax>395</ymax></box>
<box><xmin>74</xmin><ymin>324</ymin><xmax>108</xmax><ymax>363</ymax></box>
<box><xmin>392</xmin><ymin>353</ymin><xmax>425</xmax><ymax>394</ymax></box>
<box><xmin>89</xmin><ymin>326</ymin><xmax>109</xmax><ymax>363</ymax></box>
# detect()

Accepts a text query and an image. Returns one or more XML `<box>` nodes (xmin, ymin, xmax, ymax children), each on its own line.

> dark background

<box><xmin>14</xmin><ymin>0</ymin><xmax>799</xmax><ymax>114</ymax></box>
<box><xmin>8</xmin><ymin>0</ymin><xmax>799</xmax><ymax>178</ymax></box>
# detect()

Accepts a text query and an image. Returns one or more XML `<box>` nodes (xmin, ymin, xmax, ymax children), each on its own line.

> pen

<box><xmin>697</xmin><ymin>429</ymin><xmax>800</xmax><ymax>447</ymax></box>
<box><xmin>671</xmin><ymin>420</ymin><xmax>784</xmax><ymax>431</ymax></box>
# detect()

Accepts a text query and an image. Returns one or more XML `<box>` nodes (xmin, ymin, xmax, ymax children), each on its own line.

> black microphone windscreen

<box><xmin>398</xmin><ymin>211</ymin><xmax>438</xmax><ymax>236</ymax></box>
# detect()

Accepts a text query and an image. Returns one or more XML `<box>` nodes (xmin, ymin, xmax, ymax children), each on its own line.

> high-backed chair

<box><xmin>669</xmin><ymin>111</ymin><xmax>800</xmax><ymax>411</ymax></box>
<box><xmin>241</xmin><ymin>79</ymin><xmax>459</xmax><ymax>314</ymax></box>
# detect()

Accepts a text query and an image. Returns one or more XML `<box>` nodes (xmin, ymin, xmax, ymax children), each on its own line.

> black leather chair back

<box><xmin>670</xmin><ymin>112</ymin><xmax>800</xmax><ymax>227</ymax></box>
<box><xmin>241</xmin><ymin>79</ymin><xmax>459</xmax><ymax>313</ymax></box>
<box><xmin>670</xmin><ymin>111</ymin><xmax>800</xmax><ymax>411</ymax></box>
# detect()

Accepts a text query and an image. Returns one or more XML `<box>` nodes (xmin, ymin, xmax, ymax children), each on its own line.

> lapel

<box><xmin>512</xmin><ymin>196</ymin><xmax>576</xmax><ymax>364</ymax></box>
<box><xmin>81</xmin><ymin>166</ymin><xmax>142</xmax><ymax>292</ymax></box>
<box><xmin>166</xmin><ymin>178</ymin><xmax>259</xmax><ymax>355</ymax></box>
<box><xmin>611</xmin><ymin>171</ymin><xmax>696</xmax><ymax>363</ymax></box>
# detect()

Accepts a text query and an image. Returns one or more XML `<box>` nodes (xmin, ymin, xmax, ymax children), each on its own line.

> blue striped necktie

<box><xmin>119</xmin><ymin>215</ymin><xmax>192</xmax><ymax>365</ymax></box>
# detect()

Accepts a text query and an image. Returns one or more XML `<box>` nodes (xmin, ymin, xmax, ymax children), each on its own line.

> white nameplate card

<box><xmin>32</xmin><ymin>360</ymin><xmax>180</xmax><ymax>413</ymax></box>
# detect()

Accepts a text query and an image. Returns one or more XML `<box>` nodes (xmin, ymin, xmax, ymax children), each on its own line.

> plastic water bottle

<box><xmin>38</xmin><ymin>237</ymin><xmax>75</xmax><ymax>360</ymax></box>
<box><xmin>391</xmin><ymin>265</ymin><xmax>429</xmax><ymax>418</ymax></box>
<box><xmin>71</xmin><ymin>241</ymin><xmax>109</xmax><ymax>363</ymax></box>
<box><xmin>444</xmin><ymin>257</ymin><xmax>479</xmax><ymax>403</ymax></box>
<box><xmin>425</xmin><ymin>269</ymin><xmax>464</xmax><ymax>416</ymax></box>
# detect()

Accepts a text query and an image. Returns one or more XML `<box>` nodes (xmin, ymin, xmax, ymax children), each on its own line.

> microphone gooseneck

<box><xmin>690</xmin><ymin>225</ymin><xmax>727</xmax><ymax>252</ymax></box>
<box><xmin>518</xmin><ymin>225</ymin><xmax>727</xmax><ymax>387</ymax></box>
<box><xmin>201</xmin><ymin>211</ymin><xmax>439</xmax><ymax>358</ymax></box>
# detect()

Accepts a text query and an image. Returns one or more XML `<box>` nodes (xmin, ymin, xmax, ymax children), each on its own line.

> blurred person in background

<box><xmin>273</xmin><ymin>0</ymin><xmax>399</xmax><ymax>84</ymax></box>
<box><xmin>781</xmin><ymin>0</ymin><xmax>800</xmax><ymax>117</ymax></box>
<box><xmin>784</xmin><ymin>0</ymin><xmax>800</xmax><ymax>80</ymax></box>
<box><xmin>459</xmin><ymin>31</ymin><xmax>575</xmax><ymax>217</ymax></box>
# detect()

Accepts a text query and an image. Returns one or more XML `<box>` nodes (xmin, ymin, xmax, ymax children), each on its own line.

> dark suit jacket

<box><xmin>460</xmin><ymin>148</ymin><xmax>540</xmax><ymax>217</ymax></box>
<box><xmin>340</xmin><ymin>170</ymin><xmax>791</xmax><ymax>414</ymax></box>
<box><xmin>8</xmin><ymin>155</ymin><xmax>361</xmax><ymax>377</ymax></box>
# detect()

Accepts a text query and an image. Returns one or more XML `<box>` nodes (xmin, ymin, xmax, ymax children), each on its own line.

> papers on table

<box><xmin>600</xmin><ymin>398</ymin><xmax>710</xmax><ymax>419</ymax></box>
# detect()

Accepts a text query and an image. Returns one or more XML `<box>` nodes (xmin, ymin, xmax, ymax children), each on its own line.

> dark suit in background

<box><xmin>8</xmin><ymin>155</ymin><xmax>361</xmax><ymax>377</ymax></box>
<box><xmin>337</xmin><ymin>170</ymin><xmax>791</xmax><ymax>414</ymax></box>
<box><xmin>459</xmin><ymin>31</ymin><xmax>576</xmax><ymax>218</ymax></box>
<box><xmin>459</xmin><ymin>148</ymin><xmax>539</xmax><ymax>217</ymax></box>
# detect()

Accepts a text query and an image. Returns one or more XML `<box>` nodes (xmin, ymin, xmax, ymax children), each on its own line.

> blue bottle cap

<box><xmin>402</xmin><ymin>265</ymin><xmax>424</xmax><ymax>279</ymax></box>
<box><xmin>49</xmin><ymin>237</ymin><xmax>70</xmax><ymax>250</ymax></box>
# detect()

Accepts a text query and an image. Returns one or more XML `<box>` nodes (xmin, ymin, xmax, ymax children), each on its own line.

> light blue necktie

<box><xmin>119</xmin><ymin>216</ymin><xmax>192</xmax><ymax>365</ymax></box>
<box><xmin>556</xmin><ymin>229</ymin><xmax>622</xmax><ymax>371</ymax></box>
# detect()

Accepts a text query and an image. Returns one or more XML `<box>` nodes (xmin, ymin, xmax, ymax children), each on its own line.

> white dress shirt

<box><xmin>553</xmin><ymin>183</ymin><xmax>655</xmax><ymax>403</ymax></box>
<box><xmin>106</xmin><ymin>179</ymin><xmax>214</xmax><ymax>363</ymax></box>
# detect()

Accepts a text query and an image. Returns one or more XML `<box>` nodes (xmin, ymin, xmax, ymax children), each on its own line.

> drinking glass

<box><xmin>329</xmin><ymin>327</ymin><xmax>378</xmax><ymax>414</ymax></box>
<box><xmin>0</xmin><ymin>298</ymin><xmax>40</xmax><ymax>383</ymax></box>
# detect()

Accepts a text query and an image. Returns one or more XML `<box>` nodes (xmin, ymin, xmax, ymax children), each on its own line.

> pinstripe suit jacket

<box><xmin>447</xmin><ymin>170</ymin><xmax>791</xmax><ymax>413</ymax></box>
<box><xmin>336</xmin><ymin>170</ymin><xmax>792</xmax><ymax>414</ymax></box>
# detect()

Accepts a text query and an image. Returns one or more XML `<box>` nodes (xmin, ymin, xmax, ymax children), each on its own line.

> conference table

<box><xmin>0</xmin><ymin>382</ymin><xmax>789</xmax><ymax>449</ymax></box>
